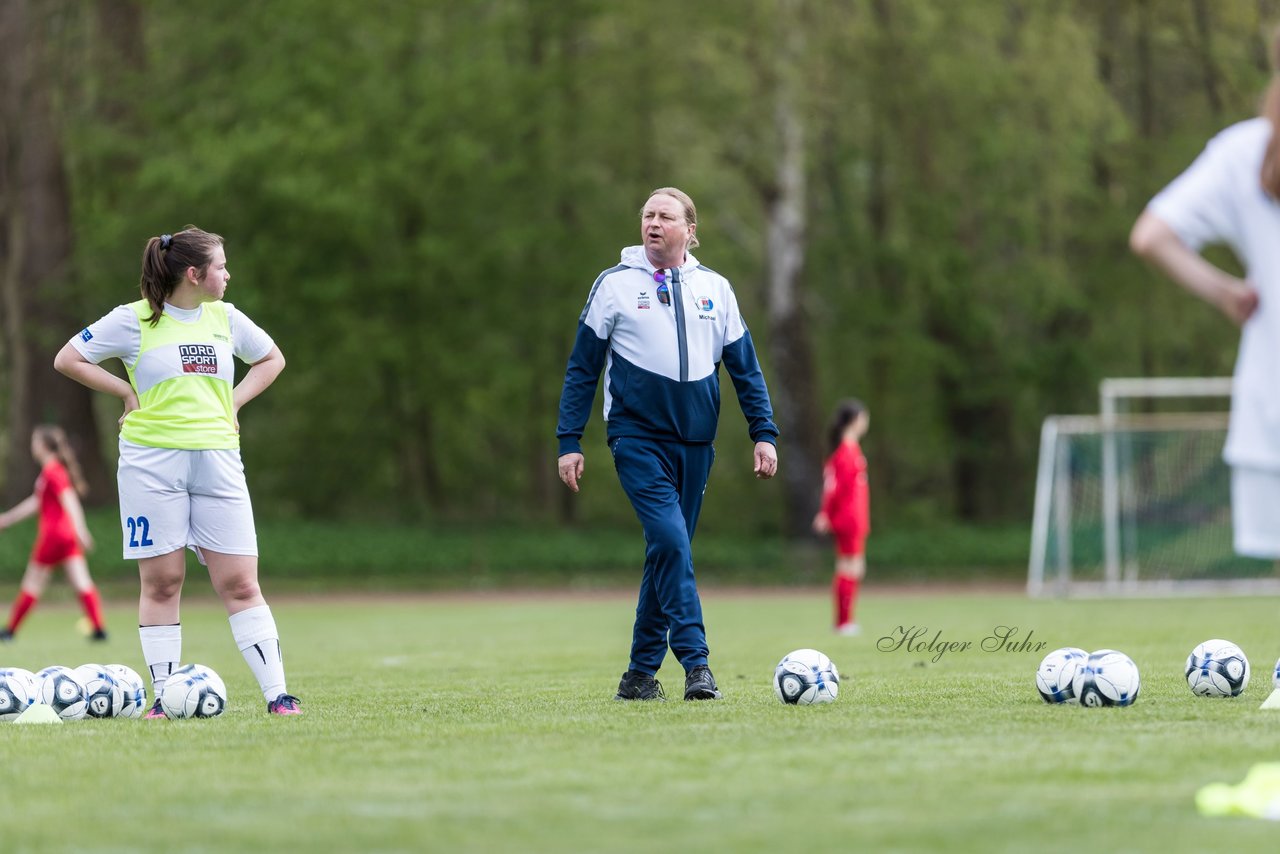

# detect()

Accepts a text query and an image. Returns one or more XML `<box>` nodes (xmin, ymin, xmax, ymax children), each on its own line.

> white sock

<box><xmin>139</xmin><ymin>623</ymin><xmax>181</xmax><ymax>699</ymax></box>
<box><xmin>229</xmin><ymin>605</ymin><xmax>287</xmax><ymax>702</ymax></box>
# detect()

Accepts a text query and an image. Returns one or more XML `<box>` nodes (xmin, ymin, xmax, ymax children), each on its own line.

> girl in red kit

<box><xmin>0</xmin><ymin>425</ymin><xmax>106</xmax><ymax>642</ymax></box>
<box><xmin>813</xmin><ymin>400</ymin><xmax>870</xmax><ymax>636</ymax></box>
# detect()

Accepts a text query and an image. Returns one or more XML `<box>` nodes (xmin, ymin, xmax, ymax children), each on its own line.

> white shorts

<box><xmin>1231</xmin><ymin>466</ymin><xmax>1280</xmax><ymax>559</ymax></box>
<box><xmin>117</xmin><ymin>439</ymin><xmax>258</xmax><ymax>563</ymax></box>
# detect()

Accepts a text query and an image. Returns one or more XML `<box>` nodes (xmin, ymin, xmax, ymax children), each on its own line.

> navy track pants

<box><xmin>610</xmin><ymin>436</ymin><xmax>715</xmax><ymax>675</ymax></box>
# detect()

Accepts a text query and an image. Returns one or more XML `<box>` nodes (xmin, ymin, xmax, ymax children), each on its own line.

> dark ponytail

<box><xmin>138</xmin><ymin>226</ymin><xmax>224</xmax><ymax>326</ymax></box>
<box><xmin>826</xmin><ymin>399</ymin><xmax>867</xmax><ymax>455</ymax></box>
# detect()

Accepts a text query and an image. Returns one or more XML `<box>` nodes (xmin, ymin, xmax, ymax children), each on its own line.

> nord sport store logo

<box><xmin>178</xmin><ymin>344</ymin><xmax>219</xmax><ymax>375</ymax></box>
<box><xmin>877</xmin><ymin>625</ymin><xmax>1048</xmax><ymax>663</ymax></box>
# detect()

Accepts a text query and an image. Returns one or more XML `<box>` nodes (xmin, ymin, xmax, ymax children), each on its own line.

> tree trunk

<box><xmin>1136</xmin><ymin>0</ymin><xmax>1156</xmax><ymax>141</ymax></box>
<box><xmin>526</xmin><ymin>1</ymin><xmax>584</xmax><ymax>525</ymax></box>
<box><xmin>0</xmin><ymin>0</ymin><xmax>109</xmax><ymax>505</ymax></box>
<box><xmin>764</xmin><ymin>0</ymin><xmax>822</xmax><ymax>537</ymax></box>
<box><xmin>1190</xmin><ymin>0</ymin><xmax>1223</xmax><ymax>120</ymax></box>
<box><xmin>1253</xmin><ymin>0</ymin><xmax>1276</xmax><ymax>74</ymax></box>
<box><xmin>1091</xmin><ymin>0</ymin><xmax>1118</xmax><ymax>192</ymax></box>
<box><xmin>1135</xmin><ymin>0</ymin><xmax>1158</xmax><ymax>382</ymax></box>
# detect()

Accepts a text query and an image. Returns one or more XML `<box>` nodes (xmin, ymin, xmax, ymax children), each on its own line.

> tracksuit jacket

<box><xmin>556</xmin><ymin>245</ymin><xmax>778</xmax><ymax>454</ymax></box>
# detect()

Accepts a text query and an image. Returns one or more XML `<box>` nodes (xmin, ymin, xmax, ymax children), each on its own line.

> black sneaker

<box><xmin>0</xmin><ymin>629</ymin><xmax>12</xmax><ymax>642</ymax></box>
<box><xmin>90</xmin><ymin>628</ymin><xmax>108</xmax><ymax>642</ymax></box>
<box><xmin>614</xmin><ymin>670</ymin><xmax>665</xmax><ymax>701</ymax></box>
<box><xmin>684</xmin><ymin>665</ymin><xmax>722</xmax><ymax>700</ymax></box>
<box><xmin>144</xmin><ymin>699</ymin><xmax>167</xmax><ymax>720</ymax></box>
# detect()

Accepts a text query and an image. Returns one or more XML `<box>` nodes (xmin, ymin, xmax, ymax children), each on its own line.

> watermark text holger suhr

<box><xmin>877</xmin><ymin>626</ymin><xmax>1048</xmax><ymax>663</ymax></box>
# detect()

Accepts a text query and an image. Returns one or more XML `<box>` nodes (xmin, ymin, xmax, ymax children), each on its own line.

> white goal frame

<box><xmin>1099</xmin><ymin>377</ymin><xmax>1232</xmax><ymax>589</ymax></box>
<box><xmin>1027</xmin><ymin>377</ymin><xmax>1278</xmax><ymax>597</ymax></box>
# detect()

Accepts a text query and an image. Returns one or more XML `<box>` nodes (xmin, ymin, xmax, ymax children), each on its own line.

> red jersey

<box><xmin>820</xmin><ymin>440</ymin><xmax>870</xmax><ymax>547</ymax></box>
<box><xmin>32</xmin><ymin>459</ymin><xmax>80</xmax><ymax>565</ymax></box>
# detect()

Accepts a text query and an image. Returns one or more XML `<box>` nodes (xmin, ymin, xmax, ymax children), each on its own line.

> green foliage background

<box><xmin>16</xmin><ymin>0</ymin><xmax>1275</xmax><ymax>536</ymax></box>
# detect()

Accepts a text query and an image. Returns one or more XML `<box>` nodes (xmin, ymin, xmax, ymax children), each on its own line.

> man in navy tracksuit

<box><xmin>556</xmin><ymin>187</ymin><xmax>779</xmax><ymax>701</ymax></box>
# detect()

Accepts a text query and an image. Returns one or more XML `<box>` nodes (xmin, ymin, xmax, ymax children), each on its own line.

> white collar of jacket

<box><xmin>619</xmin><ymin>245</ymin><xmax>701</xmax><ymax>277</ymax></box>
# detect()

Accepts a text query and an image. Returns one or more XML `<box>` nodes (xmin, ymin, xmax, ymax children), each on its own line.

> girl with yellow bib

<box><xmin>55</xmin><ymin>226</ymin><xmax>301</xmax><ymax>717</ymax></box>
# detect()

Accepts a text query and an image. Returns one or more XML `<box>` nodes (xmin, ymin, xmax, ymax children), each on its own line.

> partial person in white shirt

<box><xmin>1130</xmin><ymin>30</ymin><xmax>1280</xmax><ymax>559</ymax></box>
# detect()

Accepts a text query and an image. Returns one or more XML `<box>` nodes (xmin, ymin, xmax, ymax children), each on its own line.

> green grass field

<box><xmin>4</xmin><ymin>588</ymin><xmax>1280</xmax><ymax>852</ymax></box>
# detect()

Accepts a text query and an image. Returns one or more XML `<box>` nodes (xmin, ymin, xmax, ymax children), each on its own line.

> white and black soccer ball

<box><xmin>1035</xmin><ymin>647</ymin><xmax>1088</xmax><ymax>704</ymax></box>
<box><xmin>0</xmin><ymin>667</ymin><xmax>39</xmax><ymax>721</ymax></box>
<box><xmin>74</xmin><ymin>664</ymin><xmax>125</xmax><ymax>718</ymax></box>
<box><xmin>773</xmin><ymin>648</ymin><xmax>840</xmax><ymax>705</ymax></box>
<box><xmin>1185</xmin><ymin>639</ymin><xmax>1250</xmax><ymax>698</ymax></box>
<box><xmin>160</xmin><ymin>664</ymin><xmax>227</xmax><ymax>719</ymax></box>
<box><xmin>1071</xmin><ymin>649</ymin><xmax>1140</xmax><ymax>708</ymax></box>
<box><xmin>105</xmin><ymin>664</ymin><xmax>147</xmax><ymax>719</ymax></box>
<box><xmin>36</xmin><ymin>665</ymin><xmax>88</xmax><ymax>720</ymax></box>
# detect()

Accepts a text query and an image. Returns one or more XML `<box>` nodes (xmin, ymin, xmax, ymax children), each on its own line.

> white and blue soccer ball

<box><xmin>773</xmin><ymin>648</ymin><xmax>840</xmax><ymax>705</ymax></box>
<box><xmin>1071</xmin><ymin>649</ymin><xmax>1140</xmax><ymax>708</ymax></box>
<box><xmin>1185</xmin><ymin>639</ymin><xmax>1250</xmax><ymax>698</ymax></box>
<box><xmin>0</xmin><ymin>667</ymin><xmax>39</xmax><ymax>721</ymax></box>
<box><xmin>160</xmin><ymin>664</ymin><xmax>227</xmax><ymax>719</ymax></box>
<box><xmin>105</xmin><ymin>664</ymin><xmax>147</xmax><ymax>719</ymax></box>
<box><xmin>36</xmin><ymin>665</ymin><xmax>88</xmax><ymax>720</ymax></box>
<box><xmin>74</xmin><ymin>663</ymin><xmax>125</xmax><ymax>718</ymax></box>
<box><xmin>1035</xmin><ymin>647</ymin><xmax>1088</xmax><ymax>704</ymax></box>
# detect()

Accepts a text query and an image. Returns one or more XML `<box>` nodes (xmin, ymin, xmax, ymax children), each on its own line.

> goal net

<box><xmin>1028</xmin><ymin>378</ymin><xmax>1276</xmax><ymax>597</ymax></box>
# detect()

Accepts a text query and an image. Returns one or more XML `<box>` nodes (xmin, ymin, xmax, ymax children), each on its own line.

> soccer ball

<box><xmin>1035</xmin><ymin>647</ymin><xmax>1088</xmax><ymax>704</ymax></box>
<box><xmin>0</xmin><ymin>668</ymin><xmax>38</xmax><ymax>721</ymax></box>
<box><xmin>36</xmin><ymin>665</ymin><xmax>88</xmax><ymax>720</ymax></box>
<box><xmin>105</xmin><ymin>664</ymin><xmax>147</xmax><ymax>719</ymax></box>
<box><xmin>1185</xmin><ymin>639</ymin><xmax>1250</xmax><ymax>698</ymax></box>
<box><xmin>1071</xmin><ymin>649</ymin><xmax>1140</xmax><ymax>707</ymax></box>
<box><xmin>74</xmin><ymin>664</ymin><xmax>125</xmax><ymax>718</ymax></box>
<box><xmin>773</xmin><ymin>648</ymin><xmax>840</xmax><ymax>705</ymax></box>
<box><xmin>160</xmin><ymin>664</ymin><xmax>227</xmax><ymax>719</ymax></box>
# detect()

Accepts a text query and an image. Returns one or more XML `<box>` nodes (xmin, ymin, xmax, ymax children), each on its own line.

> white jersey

<box><xmin>1148</xmin><ymin>117</ymin><xmax>1280</xmax><ymax>471</ymax></box>
<box><xmin>70</xmin><ymin>301</ymin><xmax>274</xmax><ymax>368</ymax></box>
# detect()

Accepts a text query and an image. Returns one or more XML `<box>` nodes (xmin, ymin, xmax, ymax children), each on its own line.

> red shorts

<box><xmin>32</xmin><ymin>531</ymin><xmax>81</xmax><ymax>566</ymax></box>
<box><xmin>835</xmin><ymin>530</ymin><xmax>866</xmax><ymax>558</ymax></box>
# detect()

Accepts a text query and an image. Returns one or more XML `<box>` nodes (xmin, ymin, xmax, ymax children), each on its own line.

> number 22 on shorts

<box><xmin>126</xmin><ymin>516</ymin><xmax>154</xmax><ymax>547</ymax></box>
